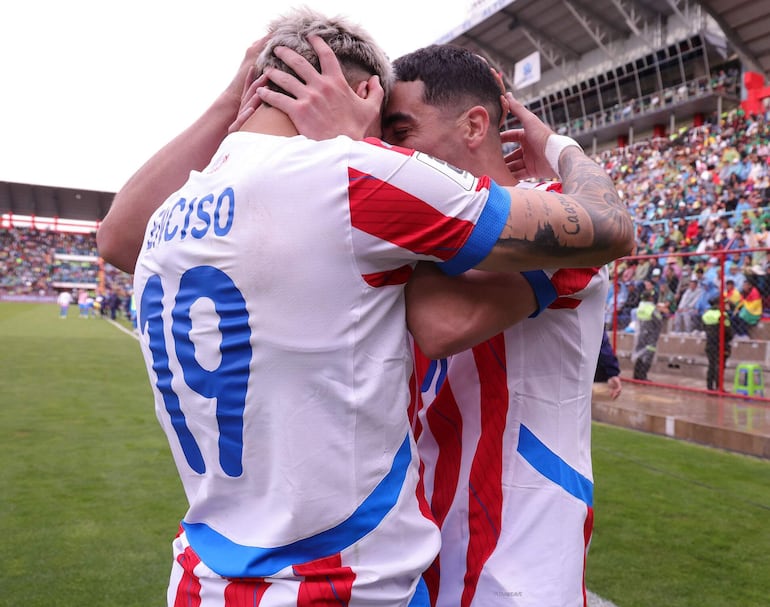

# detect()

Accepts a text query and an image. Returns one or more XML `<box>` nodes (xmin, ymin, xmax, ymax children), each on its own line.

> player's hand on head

<box><xmin>257</xmin><ymin>35</ymin><xmax>384</xmax><ymax>140</ymax></box>
<box><xmin>223</xmin><ymin>37</ymin><xmax>269</xmax><ymax>131</ymax></box>
<box><xmin>229</xmin><ymin>72</ymin><xmax>267</xmax><ymax>133</ymax></box>
<box><xmin>226</xmin><ymin>36</ymin><xmax>269</xmax><ymax>102</ymax></box>
<box><xmin>501</xmin><ymin>92</ymin><xmax>558</xmax><ymax>180</ymax></box>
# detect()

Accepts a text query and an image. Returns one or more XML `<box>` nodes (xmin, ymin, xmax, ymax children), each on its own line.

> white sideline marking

<box><xmin>107</xmin><ymin>318</ymin><xmax>139</xmax><ymax>341</ymax></box>
<box><xmin>587</xmin><ymin>589</ymin><xmax>621</xmax><ymax>607</ymax></box>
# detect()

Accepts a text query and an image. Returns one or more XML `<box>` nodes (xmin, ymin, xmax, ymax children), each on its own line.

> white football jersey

<box><xmin>412</xmin><ymin>181</ymin><xmax>609</xmax><ymax>607</ymax></box>
<box><xmin>133</xmin><ymin>132</ymin><xmax>511</xmax><ymax>606</ymax></box>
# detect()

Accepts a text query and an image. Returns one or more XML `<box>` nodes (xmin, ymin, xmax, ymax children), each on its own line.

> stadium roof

<box><xmin>440</xmin><ymin>0</ymin><xmax>770</xmax><ymax>87</ymax></box>
<box><xmin>0</xmin><ymin>181</ymin><xmax>113</xmax><ymax>225</ymax></box>
<box><xmin>701</xmin><ymin>0</ymin><xmax>770</xmax><ymax>76</ymax></box>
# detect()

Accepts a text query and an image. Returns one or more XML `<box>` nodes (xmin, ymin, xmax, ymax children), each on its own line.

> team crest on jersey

<box><xmin>414</xmin><ymin>152</ymin><xmax>476</xmax><ymax>191</ymax></box>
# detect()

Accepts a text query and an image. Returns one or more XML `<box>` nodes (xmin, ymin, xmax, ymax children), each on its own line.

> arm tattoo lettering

<box><xmin>498</xmin><ymin>147</ymin><xmax>634</xmax><ymax>264</ymax></box>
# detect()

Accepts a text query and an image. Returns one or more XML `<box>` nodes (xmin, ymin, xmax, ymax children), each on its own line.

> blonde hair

<box><xmin>256</xmin><ymin>7</ymin><xmax>392</xmax><ymax>102</ymax></box>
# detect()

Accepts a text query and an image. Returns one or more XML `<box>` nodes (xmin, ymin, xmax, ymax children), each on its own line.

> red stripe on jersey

<box><xmin>348</xmin><ymin>168</ymin><xmax>474</xmax><ymax>261</ymax></box>
<box><xmin>474</xmin><ymin>174</ymin><xmax>492</xmax><ymax>192</ymax></box>
<box><xmin>546</xmin><ymin>268</ymin><xmax>599</xmax><ymax>311</ymax></box>
<box><xmin>549</xmin><ymin>296</ymin><xmax>581</xmax><ymax>310</ymax></box>
<box><xmin>411</xmin><ymin>348</ymin><xmax>438</xmax><ymax>526</ymax></box>
<box><xmin>224</xmin><ymin>579</ymin><xmax>270</xmax><ymax>606</ymax></box>
<box><xmin>294</xmin><ymin>554</ymin><xmax>355</xmax><ymax>606</ymax></box>
<box><xmin>550</xmin><ymin>268</ymin><xmax>597</xmax><ymax>296</ymax></box>
<box><xmin>362</xmin><ymin>264</ymin><xmax>414</xmax><ymax>287</ymax></box>
<box><xmin>411</xmin><ymin>344</ymin><xmax>434</xmax><ymax>439</ymax></box>
<box><xmin>462</xmin><ymin>335</ymin><xmax>508</xmax><ymax>607</ymax></box>
<box><xmin>423</xmin><ymin>555</ymin><xmax>441</xmax><ymax>607</ymax></box>
<box><xmin>581</xmin><ymin>507</ymin><xmax>595</xmax><ymax>607</ymax></box>
<box><xmin>173</xmin><ymin>545</ymin><xmax>202</xmax><ymax>607</ymax></box>
<box><xmin>362</xmin><ymin>137</ymin><xmax>415</xmax><ymax>157</ymax></box>
<box><xmin>407</xmin><ymin>368</ymin><xmax>422</xmax><ymax>437</ymax></box>
<box><xmin>425</xmin><ymin>383</ymin><xmax>463</xmax><ymax>529</ymax></box>
<box><xmin>416</xmin><ymin>457</ymin><xmax>438</xmax><ymax>525</ymax></box>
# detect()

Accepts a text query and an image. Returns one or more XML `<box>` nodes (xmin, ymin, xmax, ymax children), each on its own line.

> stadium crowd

<box><xmin>0</xmin><ymin>226</ymin><xmax>132</xmax><ymax>313</ymax></box>
<box><xmin>2</xmin><ymin>105</ymin><xmax>769</xmax><ymax>337</ymax></box>
<box><xmin>602</xmin><ymin>106</ymin><xmax>770</xmax><ymax>338</ymax></box>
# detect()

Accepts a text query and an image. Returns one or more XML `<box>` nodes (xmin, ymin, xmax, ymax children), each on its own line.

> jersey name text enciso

<box><xmin>144</xmin><ymin>186</ymin><xmax>235</xmax><ymax>251</ymax></box>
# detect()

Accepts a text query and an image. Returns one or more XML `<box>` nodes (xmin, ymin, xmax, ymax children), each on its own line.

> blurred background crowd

<box><xmin>2</xmin><ymin>106</ymin><xmax>769</xmax><ymax>341</ymax></box>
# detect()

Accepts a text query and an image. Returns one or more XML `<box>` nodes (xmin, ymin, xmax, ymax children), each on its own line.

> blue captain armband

<box><xmin>521</xmin><ymin>270</ymin><xmax>558</xmax><ymax>317</ymax></box>
<box><xmin>437</xmin><ymin>181</ymin><xmax>511</xmax><ymax>276</ymax></box>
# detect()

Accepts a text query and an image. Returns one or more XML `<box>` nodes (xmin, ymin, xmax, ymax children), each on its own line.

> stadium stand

<box><xmin>0</xmin><ymin>222</ymin><xmax>132</xmax><ymax>307</ymax></box>
<box><xmin>1</xmin><ymin>0</ymin><xmax>769</xmax><ymax>398</ymax></box>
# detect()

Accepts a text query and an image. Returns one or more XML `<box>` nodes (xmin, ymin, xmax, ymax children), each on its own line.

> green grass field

<box><xmin>1</xmin><ymin>301</ymin><xmax>769</xmax><ymax>606</ymax></box>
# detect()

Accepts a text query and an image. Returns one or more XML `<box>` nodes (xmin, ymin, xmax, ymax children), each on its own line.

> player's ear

<box><xmin>463</xmin><ymin>105</ymin><xmax>491</xmax><ymax>149</ymax></box>
<box><xmin>354</xmin><ymin>80</ymin><xmax>369</xmax><ymax>99</ymax></box>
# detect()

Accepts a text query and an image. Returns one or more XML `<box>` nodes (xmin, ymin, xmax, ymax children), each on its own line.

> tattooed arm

<box><xmin>476</xmin><ymin>95</ymin><xmax>634</xmax><ymax>272</ymax></box>
<box><xmin>255</xmin><ymin>39</ymin><xmax>632</xmax><ymax>272</ymax></box>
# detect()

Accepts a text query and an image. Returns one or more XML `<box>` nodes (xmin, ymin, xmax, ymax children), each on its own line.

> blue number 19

<box><xmin>138</xmin><ymin>266</ymin><xmax>252</xmax><ymax>477</ymax></box>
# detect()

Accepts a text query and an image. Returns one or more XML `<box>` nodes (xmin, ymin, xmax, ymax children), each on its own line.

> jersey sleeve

<box><xmin>347</xmin><ymin>138</ymin><xmax>510</xmax><ymax>277</ymax></box>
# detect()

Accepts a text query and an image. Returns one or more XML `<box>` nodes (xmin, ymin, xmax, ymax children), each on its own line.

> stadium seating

<box><xmin>0</xmin><ymin>226</ymin><xmax>131</xmax><ymax>299</ymax></box>
<box><xmin>2</xmin><ymin>103</ymin><xmax>768</xmax><ymax>399</ymax></box>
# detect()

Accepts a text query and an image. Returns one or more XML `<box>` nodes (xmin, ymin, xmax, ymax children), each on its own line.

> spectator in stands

<box><xmin>656</xmin><ymin>280</ymin><xmax>677</xmax><ymax>321</ymax></box>
<box><xmin>642</xmin><ymin>275</ymin><xmax>659</xmax><ymax>301</ymax></box>
<box><xmin>723</xmin><ymin>278</ymin><xmax>743</xmax><ymax>319</ymax></box>
<box><xmin>634</xmin><ymin>256</ymin><xmax>653</xmax><ymax>282</ymax></box>
<box><xmin>618</xmin><ymin>280</ymin><xmax>642</xmax><ymax>330</ymax></box>
<box><xmin>725</xmin><ymin>226</ymin><xmax>749</xmax><ymax>266</ymax></box>
<box><xmin>702</xmin><ymin>296</ymin><xmax>733</xmax><ymax>391</ymax></box>
<box><xmin>749</xmin><ymin>264</ymin><xmax>768</xmax><ymax>304</ymax></box>
<box><xmin>594</xmin><ymin>330</ymin><xmax>622</xmax><ymax>399</ymax></box>
<box><xmin>712</xmin><ymin>69</ymin><xmax>727</xmax><ymax>94</ymax></box>
<box><xmin>698</xmin><ymin>262</ymin><xmax>722</xmax><ymax>319</ymax></box>
<box><xmin>732</xmin><ymin>278</ymin><xmax>763</xmax><ymax>337</ymax></box>
<box><xmin>703</xmin><ymin>256</ymin><xmax>720</xmax><ymax>285</ymax></box>
<box><xmin>661</xmin><ymin>261</ymin><xmax>680</xmax><ymax>294</ymax></box>
<box><xmin>671</xmin><ymin>273</ymin><xmax>704</xmax><ymax>333</ymax></box>
<box><xmin>749</xmin><ymin>223</ymin><xmax>770</xmax><ymax>269</ymax></box>
<box><xmin>725</xmin><ymin>262</ymin><xmax>746</xmax><ymax>291</ymax></box>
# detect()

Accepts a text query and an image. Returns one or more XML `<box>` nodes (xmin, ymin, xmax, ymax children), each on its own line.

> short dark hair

<box><xmin>393</xmin><ymin>45</ymin><xmax>504</xmax><ymax>125</ymax></box>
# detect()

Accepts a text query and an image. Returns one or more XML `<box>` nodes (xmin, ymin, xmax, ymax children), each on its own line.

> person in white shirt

<box><xmin>56</xmin><ymin>290</ymin><xmax>72</xmax><ymax>319</ymax></box>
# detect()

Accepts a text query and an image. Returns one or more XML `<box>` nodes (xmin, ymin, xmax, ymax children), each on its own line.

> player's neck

<box><xmin>240</xmin><ymin>106</ymin><xmax>299</xmax><ymax>137</ymax></box>
<box><xmin>471</xmin><ymin>145</ymin><xmax>518</xmax><ymax>187</ymax></box>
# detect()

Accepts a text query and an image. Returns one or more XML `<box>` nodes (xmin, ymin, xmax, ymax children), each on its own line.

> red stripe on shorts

<box><xmin>294</xmin><ymin>553</ymin><xmax>355</xmax><ymax>606</ymax></box>
<box><xmin>173</xmin><ymin>545</ymin><xmax>202</xmax><ymax>607</ymax></box>
<box><xmin>224</xmin><ymin>578</ymin><xmax>271</xmax><ymax>607</ymax></box>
